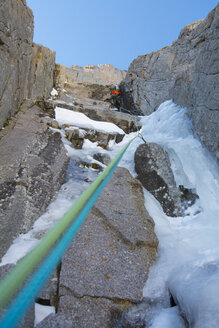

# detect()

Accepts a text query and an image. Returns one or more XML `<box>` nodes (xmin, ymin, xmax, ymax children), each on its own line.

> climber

<box><xmin>104</xmin><ymin>85</ymin><xmax>121</xmax><ymax>109</ymax></box>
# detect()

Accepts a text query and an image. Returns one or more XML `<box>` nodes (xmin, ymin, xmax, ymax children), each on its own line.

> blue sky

<box><xmin>26</xmin><ymin>0</ymin><xmax>218</xmax><ymax>70</ymax></box>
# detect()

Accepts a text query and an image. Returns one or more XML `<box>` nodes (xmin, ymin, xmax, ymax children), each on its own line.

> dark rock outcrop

<box><xmin>121</xmin><ymin>5</ymin><xmax>219</xmax><ymax>160</ymax></box>
<box><xmin>135</xmin><ymin>143</ymin><xmax>182</xmax><ymax>217</ymax></box>
<box><xmin>135</xmin><ymin>143</ymin><xmax>201</xmax><ymax>217</ymax></box>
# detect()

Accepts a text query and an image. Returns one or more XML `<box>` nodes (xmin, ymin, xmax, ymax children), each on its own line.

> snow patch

<box><xmin>50</xmin><ymin>88</ymin><xmax>58</xmax><ymax>96</ymax></box>
<box><xmin>55</xmin><ymin>106</ymin><xmax>124</xmax><ymax>134</ymax></box>
<box><xmin>34</xmin><ymin>303</ymin><xmax>55</xmax><ymax>326</ymax></box>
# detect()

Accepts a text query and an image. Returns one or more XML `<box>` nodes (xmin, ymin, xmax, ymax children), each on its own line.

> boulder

<box><xmin>120</xmin><ymin>4</ymin><xmax>219</xmax><ymax>160</ymax></box>
<box><xmin>57</xmin><ymin>167</ymin><xmax>158</xmax><ymax>327</ymax></box>
<box><xmin>0</xmin><ymin>104</ymin><xmax>69</xmax><ymax>259</ymax></box>
<box><xmin>135</xmin><ymin>143</ymin><xmax>182</xmax><ymax>217</ymax></box>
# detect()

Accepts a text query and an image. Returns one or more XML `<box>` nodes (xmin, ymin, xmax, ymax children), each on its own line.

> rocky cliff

<box><xmin>0</xmin><ymin>0</ymin><xmax>55</xmax><ymax>129</ymax></box>
<box><xmin>1</xmin><ymin>1</ymin><xmax>217</xmax><ymax>327</ymax></box>
<box><xmin>55</xmin><ymin>64</ymin><xmax>126</xmax><ymax>100</ymax></box>
<box><xmin>0</xmin><ymin>0</ymin><xmax>33</xmax><ymax>128</ymax></box>
<box><xmin>0</xmin><ymin>0</ymin><xmax>68</xmax><ymax>260</ymax></box>
<box><xmin>120</xmin><ymin>4</ymin><xmax>219</xmax><ymax>160</ymax></box>
<box><xmin>28</xmin><ymin>43</ymin><xmax>56</xmax><ymax>101</ymax></box>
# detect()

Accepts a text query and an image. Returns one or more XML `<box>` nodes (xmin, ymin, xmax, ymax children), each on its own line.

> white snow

<box><xmin>55</xmin><ymin>106</ymin><xmax>124</xmax><ymax>134</ymax></box>
<box><xmin>149</xmin><ymin>306</ymin><xmax>185</xmax><ymax>328</ymax></box>
<box><xmin>50</xmin><ymin>88</ymin><xmax>58</xmax><ymax>97</ymax></box>
<box><xmin>34</xmin><ymin>303</ymin><xmax>55</xmax><ymax>326</ymax></box>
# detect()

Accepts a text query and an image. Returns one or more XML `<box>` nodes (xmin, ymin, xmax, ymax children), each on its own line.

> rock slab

<box><xmin>57</xmin><ymin>167</ymin><xmax>158</xmax><ymax>327</ymax></box>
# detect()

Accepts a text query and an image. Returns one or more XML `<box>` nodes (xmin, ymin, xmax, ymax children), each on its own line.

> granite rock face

<box><xmin>36</xmin><ymin>313</ymin><xmax>73</xmax><ymax>328</ymax></box>
<box><xmin>0</xmin><ymin>0</ymin><xmax>33</xmax><ymax>128</ymax></box>
<box><xmin>54</xmin><ymin>64</ymin><xmax>126</xmax><ymax>100</ymax></box>
<box><xmin>0</xmin><ymin>105</ymin><xmax>69</xmax><ymax>259</ymax></box>
<box><xmin>27</xmin><ymin>43</ymin><xmax>56</xmax><ymax>102</ymax></box>
<box><xmin>135</xmin><ymin>143</ymin><xmax>182</xmax><ymax>217</ymax></box>
<box><xmin>0</xmin><ymin>0</ymin><xmax>56</xmax><ymax>129</ymax></box>
<box><xmin>56</xmin><ymin>167</ymin><xmax>158</xmax><ymax>327</ymax></box>
<box><xmin>120</xmin><ymin>5</ymin><xmax>219</xmax><ymax>160</ymax></box>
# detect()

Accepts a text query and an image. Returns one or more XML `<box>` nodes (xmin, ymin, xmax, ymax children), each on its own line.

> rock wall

<box><xmin>27</xmin><ymin>43</ymin><xmax>56</xmax><ymax>102</ymax></box>
<box><xmin>0</xmin><ymin>104</ymin><xmax>69</xmax><ymax>259</ymax></box>
<box><xmin>0</xmin><ymin>0</ymin><xmax>33</xmax><ymax>128</ymax></box>
<box><xmin>54</xmin><ymin>64</ymin><xmax>126</xmax><ymax>100</ymax></box>
<box><xmin>0</xmin><ymin>0</ymin><xmax>56</xmax><ymax>129</ymax></box>
<box><xmin>120</xmin><ymin>4</ymin><xmax>219</xmax><ymax>160</ymax></box>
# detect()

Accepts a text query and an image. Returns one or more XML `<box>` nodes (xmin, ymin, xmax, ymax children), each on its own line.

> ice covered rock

<box><xmin>168</xmin><ymin>261</ymin><xmax>219</xmax><ymax>328</ymax></box>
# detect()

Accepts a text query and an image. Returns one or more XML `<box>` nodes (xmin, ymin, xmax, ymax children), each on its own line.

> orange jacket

<box><xmin>111</xmin><ymin>90</ymin><xmax>120</xmax><ymax>96</ymax></box>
